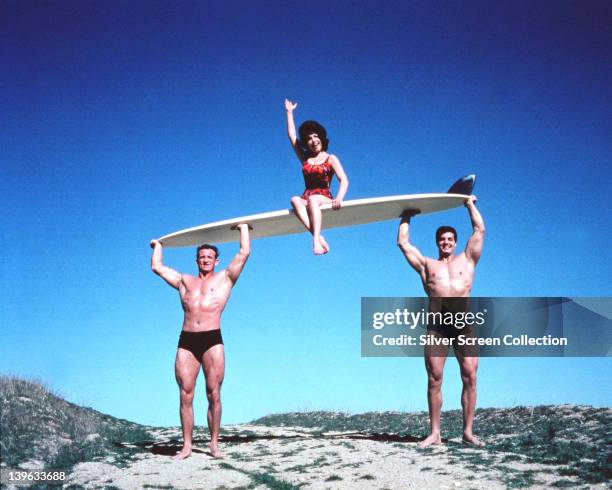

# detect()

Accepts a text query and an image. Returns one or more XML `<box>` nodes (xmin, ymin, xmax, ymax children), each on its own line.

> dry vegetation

<box><xmin>255</xmin><ymin>406</ymin><xmax>612</xmax><ymax>486</ymax></box>
<box><xmin>0</xmin><ymin>376</ymin><xmax>152</xmax><ymax>471</ymax></box>
<box><xmin>1</xmin><ymin>376</ymin><xmax>610</xmax><ymax>488</ymax></box>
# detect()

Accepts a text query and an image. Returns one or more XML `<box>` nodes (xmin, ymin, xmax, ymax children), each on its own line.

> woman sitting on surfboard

<box><xmin>284</xmin><ymin>98</ymin><xmax>349</xmax><ymax>255</ymax></box>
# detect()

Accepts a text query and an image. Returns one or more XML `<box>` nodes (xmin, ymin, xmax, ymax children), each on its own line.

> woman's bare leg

<box><xmin>319</xmin><ymin>235</ymin><xmax>330</xmax><ymax>253</ymax></box>
<box><xmin>291</xmin><ymin>195</ymin><xmax>331</xmax><ymax>254</ymax></box>
<box><xmin>307</xmin><ymin>194</ymin><xmax>332</xmax><ymax>255</ymax></box>
<box><xmin>290</xmin><ymin>196</ymin><xmax>311</xmax><ymax>230</ymax></box>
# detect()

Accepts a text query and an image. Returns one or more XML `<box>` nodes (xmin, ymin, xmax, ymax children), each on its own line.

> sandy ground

<box><xmin>64</xmin><ymin>424</ymin><xmax>587</xmax><ymax>489</ymax></box>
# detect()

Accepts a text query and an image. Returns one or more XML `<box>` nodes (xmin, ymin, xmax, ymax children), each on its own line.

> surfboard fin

<box><xmin>447</xmin><ymin>174</ymin><xmax>476</xmax><ymax>195</ymax></box>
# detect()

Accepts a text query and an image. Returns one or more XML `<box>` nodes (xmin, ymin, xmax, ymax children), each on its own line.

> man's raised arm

<box><xmin>226</xmin><ymin>224</ymin><xmax>251</xmax><ymax>284</ymax></box>
<box><xmin>464</xmin><ymin>196</ymin><xmax>485</xmax><ymax>264</ymax></box>
<box><xmin>397</xmin><ymin>210</ymin><xmax>427</xmax><ymax>281</ymax></box>
<box><xmin>150</xmin><ymin>240</ymin><xmax>182</xmax><ymax>289</ymax></box>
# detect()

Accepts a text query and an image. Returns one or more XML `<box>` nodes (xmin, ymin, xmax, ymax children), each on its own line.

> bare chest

<box><xmin>180</xmin><ymin>275</ymin><xmax>230</xmax><ymax>308</ymax></box>
<box><xmin>426</xmin><ymin>256</ymin><xmax>472</xmax><ymax>282</ymax></box>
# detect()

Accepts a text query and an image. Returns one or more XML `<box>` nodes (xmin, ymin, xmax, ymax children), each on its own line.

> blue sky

<box><xmin>2</xmin><ymin>0</ymin><xmax>611</xmax><ymax>426</ymax></box>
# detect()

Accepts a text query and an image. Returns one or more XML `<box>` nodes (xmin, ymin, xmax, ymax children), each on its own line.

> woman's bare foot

<box><xmin>320</xmin><ymin>235</ymin><xmax>330</xmax><ymax>253</ymax></box>
<box><xmin>313</xmin><ymin>244</ymin><xmax>326</xmax><ymax>255</ymax></box>
<box><xmin>172</xmin><ymin>446</ymin><xmax>192</xmax><ymax>460</ymax></box>
<box><xmin>418</xmin><ymin>432</ymin><xmax>442</xmax><ymax>448</ymax></box>
<box><xmin>313</xmin><ymin>237</ymin><xmax>326</xmax><ymax>255</ymax></box>
<box><xmin>209</xmin><ymin>442</ymin><xmax>223</xmax><ymax>459</ymax></box>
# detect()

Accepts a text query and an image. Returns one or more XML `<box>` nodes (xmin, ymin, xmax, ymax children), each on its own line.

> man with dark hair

<box><xmin>435</xmin><ymin>226</ymin><xmax>457</xmax><ymax>243</ymax></box>
<box><xmin>150</xmin><ymin>224</ymin><xmax>250</xmax><ymax>459</ymax></box>
<box><xmin>197</xmin><ymin>243</ymin><xmax>219</xmax><ymax>259</ymax></box>
<box><xmin>397</xmin><ymin>196</ymin><xmax>485</xmax><ymax>448</ymax></box>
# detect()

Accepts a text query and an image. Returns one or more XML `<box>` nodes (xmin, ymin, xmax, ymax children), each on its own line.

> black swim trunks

<box><xmin>178</xmin><ymin>329</ymin><xmax>223</xmax><ymax>360</ymax></box>
<box><xmin>427</xmin><ymin>297</ymin><xmax>471</xmax><ymax>338</ymax></box>
<box><xmin>426</xmin><ymin>297</ymin><xmax>478</xmax><ymax>356</ymax></box>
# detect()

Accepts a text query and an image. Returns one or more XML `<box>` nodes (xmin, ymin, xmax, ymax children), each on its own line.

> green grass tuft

<box><xmin>325</xmin><ymin>474</ymin><xmax>342</xmax><ymax>481</ymax></box>
<box><xmin>0</xmin><ymin>376</ymin><xmax>153</xmax><ymax>472</ymax></box>
<box><xmin>249</xmin><ymin>472</ymin><xmax>300</xmax><ymax>489</ymax></box>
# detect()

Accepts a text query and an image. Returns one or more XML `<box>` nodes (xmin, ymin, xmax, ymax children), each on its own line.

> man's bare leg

<box><xmin>174</xmin><ymin>348</ymin><xmax>201</xmax><ymax>460</ymax></box>
<box><xmin>203</xmin><ymin>343</ymin><xmax>225</xmax><ymax>458</ymax></box>
<box><xmin>456</xmin><ymin>351</ymin><xmax>484</xmax><ymax>446</ymax></box>
<box><xmin>419</xmin><ymin>339</ymin><xmax>448</xmax><ymax>448</ymax></box>
<box><xmin>307</xmin><ymin>194</ymin><xmax>331</xmax><ymax>255</ymax></box>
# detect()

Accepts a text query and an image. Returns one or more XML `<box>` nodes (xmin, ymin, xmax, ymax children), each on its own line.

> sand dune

<box><xmin>2</xmin><ymin>378</ymin><xmax>608</xmax><ymax>488</ymax></box>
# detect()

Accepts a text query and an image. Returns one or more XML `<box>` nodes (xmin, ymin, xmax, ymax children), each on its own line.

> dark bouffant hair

<box><xmin>435</xmin><ymin>226</ymin><xmax>457</xmax><ymax>242</ymax></box>
<box><xmin>196</xmin><ymin>244</ymin><xmax>219</xmax><ymax>259</ymax></box>
<box><xmin>298</xmin><ymin>120</ymin><xmax>329</xmax><ymax>154</ymax></box>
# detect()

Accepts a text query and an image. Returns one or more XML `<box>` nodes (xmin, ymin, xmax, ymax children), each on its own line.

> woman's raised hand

<box><xmin>284</xmin><ymin>98</ymin><xmax>297</xmax><ymax>111</ymax></box>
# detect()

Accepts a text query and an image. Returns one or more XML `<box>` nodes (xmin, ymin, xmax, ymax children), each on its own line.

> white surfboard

<box><xmin>158</xmin><ymin>193</ymin><xmax>470</xmax><ymax>248</ymax></box>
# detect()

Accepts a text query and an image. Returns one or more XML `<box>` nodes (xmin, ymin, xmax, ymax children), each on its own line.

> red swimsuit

<box><xmin>301</xmin><ymin>156</ymin><xmax>335</xmax><ymax>200</ymax></box>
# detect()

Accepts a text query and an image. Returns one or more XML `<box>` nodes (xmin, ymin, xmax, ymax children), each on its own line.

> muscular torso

<box><xmin>423</xmin><ymin>253</ymin><xmax>474</xmax><ymax>297</ymax></box>
<box><xmin>178</xmin><ymin>271</ymin><xmax>233</xmax><ymax>331</ymax></box>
